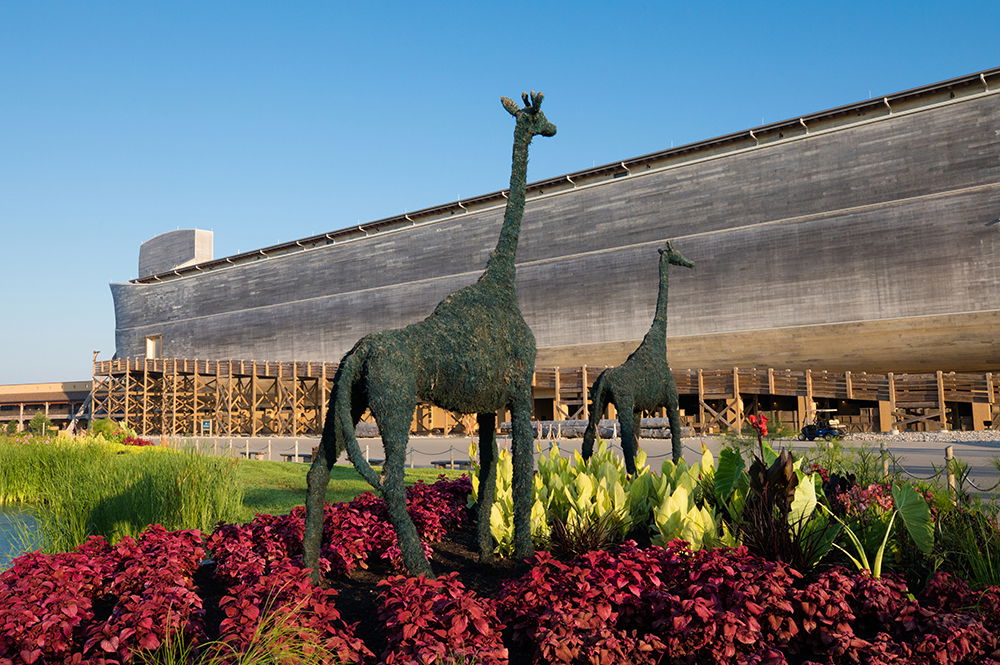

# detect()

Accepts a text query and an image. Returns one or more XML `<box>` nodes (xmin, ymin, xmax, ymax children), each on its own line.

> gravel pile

<box><xmin>845</xmin><ymin>430</ymin><xmax>1000</xmax><ymax>444</ymax></box>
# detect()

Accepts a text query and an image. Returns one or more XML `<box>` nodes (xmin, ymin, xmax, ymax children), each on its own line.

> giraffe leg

<box><xmin>475</xmin><ymin>412</ymin><xmax>498</xmax><ymax>562</ymax></box>
<box><xmin>303</xmin><ymin>427</ymin><xmax>334</xmax><ymax>579</ymax></box>
<box><xmin>510</xmin><ymin>386</ymin><xmax>535</xmax><ymax>560</ymax></box>
<box><xmin>367</xmin><ymin>360</ymin><xmax>432</xmax><ymax>576</ymax></box>
<box><xmin>304</xmin><ymin>396</ymin><xmax>368</xmax><ymax>581</ymax></box>
<box><xmin>667</xmin><ymin>395</ymin><xmax>684</xmax><ymax>463</ymax></box>
<box><xmin>617</xmin><ymin>398</ymin><xmax>637</xmax><ymax>476</ymax></box>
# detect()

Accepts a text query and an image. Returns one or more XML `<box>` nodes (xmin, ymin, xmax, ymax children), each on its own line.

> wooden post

<box><xmin>805</xmin><ymin>369</ymin><xmax>814</xmax><ymax>424</ymax></box>
<box><xmin>767</xmin><ymin>368</ymin><xmax>775</xmax><ymax>395</ymax></box>
<box><xmin>141</xmin><ymin>359</ymin><xmax>149</xmax><ymax>435</ymax></box>
<box><xmin>877</xmin><ymin>401</ymin><xmax>894</xmax><ymax>433</ymax></box>
<box><xmin>320</xmin><ymin>364</ymin><xmax>329</xmax><ymax>430</ymax></box>
<box><xmin>845</xmin><ymin>371</ymin><xmax>854</xmax><ymax>400</ymax></box>
<box><xmin>732</xmin><ymin>367</ymin><xmax>742</xmax><ymax>433</ymax></box>
<box><xmin>192</xmin><ymin>361</ymin><xmax>199</xmax><ymax>436</ymax></box>
<box><xmin>887</xmin><ymin>372</ymin><xmax>897</xmax><ymax>432</ymax></box>
<box><xmin>936</xmin><ymin>370</ymin><xmax>948</xmax><ymax>430</ymax></box>
<box><xmin>267</xmin><ymin>438</ymin><xmax>272</xmax><ymax>461</ymax></box>
<box><xmin>971</xmin><ymin>402</ymin><xmax>991</xmax><ymax>431</ymax></box>
<box><xmin>171</xmin><ymin>369</ymin><xmax>178</xmax><ymax>436</ymax></box>
<box><xmin>945</xmin><ymin>445</ymin><xmax>956</xmax><ymax>501</ymax></box>
<box><xmin>581</xmin><ymin>365</ymin><xmax>589</xmax><ymax>420</ymax></box>
<box><xmin>123</xmin><ymin>368</ymin><xmax>131</xmax><ymax>432</ymax></box>
<box><xmin>251</xmin><ymin>363</ymin><xmax>259</xmax><ymax>437</ymax></box>
<box><xmin>553</xmin><ymin>367</ymin><xmax>563</xmax><ymax>420</ymax></box>
<box><xmin>697</xmin><ymin>369</ymin><xmax>706</xmax><ymax>433</ymax></box>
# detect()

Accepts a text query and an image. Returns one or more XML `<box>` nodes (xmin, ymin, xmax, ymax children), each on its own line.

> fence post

<box><xmin>945</xmin><ymin>445</ymin><xmax>956</xmax><ymax>501</ymax></box>
<box><xmin>409</xmin><ymin>447</ymin><xmax>414</xmax><ymax>469</ymax></box>
<box><xmin>294</xmin><ymin>439</ymin><xmax>299</xmax><ymax>462</ymax></box>
<box><xmin>450</xmin><ymin>446</ymin><xmax>455</xmax><ymax>470</ymax></box>
<box><xmin>366</xmin><ymin>443</ymin><xmax>370</xmax><ymax>463</ymax></box>
<box><xmin>880</xmin><ymin>440</ymin><xmax>890</xmax><ymax>481</ymax></box>
<box><xmin>244</xmin><ymin>439</ymin><xmax>249</xmax><ymax>459</ymax></box>
<box><xmin>267</xmin><ymin>438</ymin><xmax>272</xmax><ymax>461</ymax></box>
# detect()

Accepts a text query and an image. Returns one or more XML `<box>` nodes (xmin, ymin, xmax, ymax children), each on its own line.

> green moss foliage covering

<box><xmin>304</xmin><ymin>92</ymin><xmax>556</xmax><ymax>576</ymax></box>
<box><xmin>583</xmin><ymin>242</ymin><xmax>694</xmax><ymax>473</ymax></box>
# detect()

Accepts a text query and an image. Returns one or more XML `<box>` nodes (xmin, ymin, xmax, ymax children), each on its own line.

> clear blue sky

<box><xmin>1</xmin><ymin>1</ymin><xmax>997</xmax><ymax>384</ymax></box>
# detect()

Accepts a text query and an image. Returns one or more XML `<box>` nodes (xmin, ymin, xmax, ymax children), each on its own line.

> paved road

<box><xmin>168</xmin><ymin>433</ymin><xmax>1000</xmax><ymax>494</ymax></box>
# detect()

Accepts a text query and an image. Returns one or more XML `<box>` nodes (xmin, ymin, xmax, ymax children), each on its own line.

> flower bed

<box><xmin>3</xmin><ymin>474</ymin><xmax>1000</xmax><ymax>665</ymax></box>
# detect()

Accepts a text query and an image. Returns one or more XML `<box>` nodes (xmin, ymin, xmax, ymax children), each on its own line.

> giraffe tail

<box><xmin>329</xmin><ymin>343</ymin><xmax>383</xmax><ymax>491</ymax></box>
<box><xmin>582</xmin><ymin>372</ymin><xmax>609</xmax><ymax>460</ymax></box>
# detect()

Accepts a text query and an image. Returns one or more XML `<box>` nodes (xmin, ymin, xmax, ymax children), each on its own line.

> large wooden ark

<box><xmin>112</xmin><ymin>69</ymin><xmax>1000</xmax><ymax>374</ymax></box>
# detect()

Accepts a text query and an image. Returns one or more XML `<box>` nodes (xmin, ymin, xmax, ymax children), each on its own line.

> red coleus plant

<box><xmin>378</xmin><ymin>572</ymin><xmax>508</xmax><ymax>665</ymax></box>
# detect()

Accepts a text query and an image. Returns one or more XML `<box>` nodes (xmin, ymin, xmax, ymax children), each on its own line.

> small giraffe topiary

<box><xmin>582</xmin><ymin>241</ymin><xmax>694</xmax><ymax>474</ymax></box>
<box><xmin>303</xmin><ymin>92</ymin><xmax>556</xmax><ymax>577</ymax></box>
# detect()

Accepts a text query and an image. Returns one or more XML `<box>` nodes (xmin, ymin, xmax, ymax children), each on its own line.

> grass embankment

<box><xmin>0</xmin><ymin>435</ymin><xmax>460</xmax><ymax>554</ymax></box>
<box><xmin>235</xmin><ymin>458</ymin><xmax>459</xmax><ymax>519</ymax></box>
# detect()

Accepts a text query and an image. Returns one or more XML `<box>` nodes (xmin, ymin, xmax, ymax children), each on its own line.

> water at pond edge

<box><xmin>0</xmin><ymin>507</ymin><xmax>40</xmax><ymax>568</ymax></box>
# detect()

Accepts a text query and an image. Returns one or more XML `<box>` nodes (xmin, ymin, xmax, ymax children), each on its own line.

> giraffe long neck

<box><xmin>645</xmin><ymin>260</ymin><xmax>670</xmax><ymax>346</ymax></box>
<box><xmin>483</xmin><ymin>125</ymin><xmax>532</xmax><ymax>285</ymax></box>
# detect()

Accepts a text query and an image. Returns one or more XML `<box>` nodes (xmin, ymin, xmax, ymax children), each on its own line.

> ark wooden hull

<box><xmin>112</xmin><ymin>70</ymin><xmax>1000</xmax><ymax>373</ymax></box>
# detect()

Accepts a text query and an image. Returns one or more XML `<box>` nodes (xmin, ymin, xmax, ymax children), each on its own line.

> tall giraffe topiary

<box><xmin>582</xmin><ymin>241</ymin><xmax>694</xmax><ymax>474</ymax></box>
<box><xmin>303</xmin><ymin>92</ymin><xmax>556</xmax><ymax>577</ymax></box>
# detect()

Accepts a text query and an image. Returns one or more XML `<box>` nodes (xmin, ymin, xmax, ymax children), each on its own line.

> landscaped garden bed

<box><xmin>1</xmin><ymin>427</ymin><xmax>999</xmax><ymax>664</ymax></box>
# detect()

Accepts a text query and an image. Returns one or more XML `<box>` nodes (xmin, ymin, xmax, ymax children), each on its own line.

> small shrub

<box><xmin>29</xmin><ymin>411</ymin><xmax>53</xmax><ymax>437</ymax></box>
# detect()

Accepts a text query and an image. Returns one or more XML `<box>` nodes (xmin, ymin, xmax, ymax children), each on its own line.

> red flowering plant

<box><xmin>746</xmin><ymin>413</ymin><xmax>769</xmax><ymax>458</ymax></box>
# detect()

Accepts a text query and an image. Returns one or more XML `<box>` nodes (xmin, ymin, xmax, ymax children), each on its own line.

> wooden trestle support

<box><xmin>91</xmin><ymin>358</ymin><xmax>999</xmax><ymax>436</ymax></box>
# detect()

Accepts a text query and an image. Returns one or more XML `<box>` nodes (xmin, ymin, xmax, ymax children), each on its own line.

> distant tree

<box><xmin>29</xmin><ymin>411</ymin><xmax>53</xmax><ymax>437</ymax></box>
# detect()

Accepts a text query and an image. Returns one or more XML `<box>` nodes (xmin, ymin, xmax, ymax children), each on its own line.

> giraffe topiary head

<box><xmin>659</xmin><ymin>240</ymin><xmax>694</xmax><ymax>269</ymax></box>
<box><xmin>501</xmin><ymin>91</ymin><xmax>557</xmax><ymax>138</ymax></box>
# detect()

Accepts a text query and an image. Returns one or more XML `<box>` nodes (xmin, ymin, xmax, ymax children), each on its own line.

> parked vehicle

<box><xmin>799</xmin><ymin>409</ymin><xmax>845</xmax><ymax>441</ymax></box>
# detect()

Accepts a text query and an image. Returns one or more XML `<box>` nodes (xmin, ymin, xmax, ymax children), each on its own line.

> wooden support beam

<box><xmin>936</xmin><ymin>370</ymin><xmax>948</xmax><ymax>429</ymax></box>
<box><xmin>972</xmin><ymin>401</ymin><xmax>991</xmax><ymax>431</ymax></box>
<box><xmin>845</xmin><ymin>371</ymin><xmax>854</xmax><ymax>400</ymax></box>
<box><xmin>553</xmin><ymin>367</ymin><xmax>563</xmax><ymax>421</ymax></box>
<box><xmin>697</xmin><ymin>369</ymin><xmax>706</xmax><ymax>433</ymax></box>
<box><xmin>732</xmin><ymin>367</ymin><xmax>742</xmax><ymax>433</ymax></box>
<box><xmin>192</xmin><ymin>360</ymin><xmax>200</xmax><ymax>436</ymax></box>
<box><xmin>887</xmin><ymin>372</ymin><xmax>897</xmax><ymax>431</ymax></box>
<box><xmin>251</xmin><ymin>363</ymin><xmax>259</xmax><ymax>437</ymax></box>
<box><xmin>767</xmin><ymin>368</ymin><xmax>775</xmax><ymax>395</ymax></box>
<box><xmin>581</xmin><ymin>365</ymin><xmax>589</xmax><ymax>420</ymax></box>
<box><xmin>805</xmin><ymin>369</ymin><xmax>814</xmax><ymax>421</ymax></box>
<box><xmin>877</xmin><ymin>400</ymin><xmax>894</xmax><ymax>433</ymax></box>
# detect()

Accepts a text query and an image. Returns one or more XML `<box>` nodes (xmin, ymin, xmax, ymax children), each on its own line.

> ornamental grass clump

<box><xmin>0</xmin><ymin>436</ymin><xmax>242</xmax><ymax>553</ymax></box>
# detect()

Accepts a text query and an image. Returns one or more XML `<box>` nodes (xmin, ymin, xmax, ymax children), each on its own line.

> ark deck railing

<box><xmin>91</xmin><ymin>358</ymin><xmax>998</xmax><ymax>437</ymax></box>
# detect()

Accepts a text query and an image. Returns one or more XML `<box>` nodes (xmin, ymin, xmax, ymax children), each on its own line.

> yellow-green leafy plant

<box><xmin>469</xmin><ymin>441</ymin><xmax>548</xmax><ymax>556</ymax></box>
<box><xmin>650</xmin><ymin>448</ymin><xmax>732</xmax><ymax>550</ymax></box>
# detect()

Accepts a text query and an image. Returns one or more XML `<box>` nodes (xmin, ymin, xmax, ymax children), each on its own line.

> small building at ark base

<box><xmin>94</xmin><ymin>68</ymin><xmax>1000</xmax><ymax>436</ymax></box>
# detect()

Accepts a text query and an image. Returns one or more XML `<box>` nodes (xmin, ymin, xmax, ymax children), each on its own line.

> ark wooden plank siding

<box><xmin>111</xmin><ymin>70</ymin><xmax>1000</xmax><ymax>374</ymax></box>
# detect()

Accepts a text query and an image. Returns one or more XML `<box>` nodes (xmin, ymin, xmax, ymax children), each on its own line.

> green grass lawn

<box><xmin>235</xmin><ymin>460</ymin><xmax>463</xmax><ymax>520</ymax></box>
